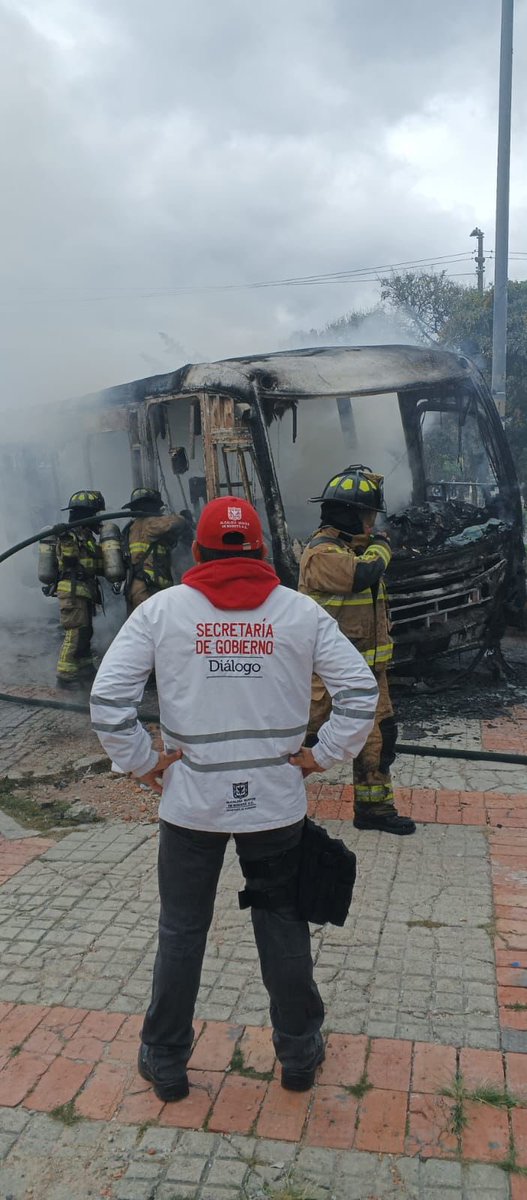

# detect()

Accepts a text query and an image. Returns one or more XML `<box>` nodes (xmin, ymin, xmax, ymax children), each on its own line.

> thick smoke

<box><xmin>274</xmin><ymin>308</ymin><xmax>418</xmax><ymax>535</ymax></box>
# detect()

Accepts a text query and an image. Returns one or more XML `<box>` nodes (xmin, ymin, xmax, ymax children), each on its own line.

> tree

<box><xmin>379</xmin><ymin>271</ymin><xmax>465</xmax><ymax>342</ymax></box>
<box><xmin>379</xmin><ymin>272</ymin><xmax>527</xmax><ymax>483</ymax></box>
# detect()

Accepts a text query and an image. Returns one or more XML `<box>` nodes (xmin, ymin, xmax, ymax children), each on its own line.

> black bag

<box><xmin>297</xmin><ymin>818</ymin><xmax>357</xmax><ymax>926</ymax></box>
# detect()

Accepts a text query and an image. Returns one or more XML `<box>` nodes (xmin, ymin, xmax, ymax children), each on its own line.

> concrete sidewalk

<box><xmin>0</xmin><ymin>711</ymin><xmax>526</xmax><ymax>1197</ymax></box>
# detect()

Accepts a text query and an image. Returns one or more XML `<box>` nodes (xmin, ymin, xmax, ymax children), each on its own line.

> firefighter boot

<box><xmin>353</xmin><ymin>785</ymin><xmax>416</xmax><ymax>836</ymax></box>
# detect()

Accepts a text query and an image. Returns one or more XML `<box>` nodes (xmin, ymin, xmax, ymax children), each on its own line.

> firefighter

<box><xmin>299</xmin><ymin>466</ymin><xmax>416</xmax><ymax>835</ymax></box>
<box><xmin>122</xmin><ymin>488</ymin><xmax>192</xmax><ymax>612</ymax></box>
<box><xmin>54</xmin><ymin>490</ymin><xmax>105</xmax><ymax>689</ymax></box>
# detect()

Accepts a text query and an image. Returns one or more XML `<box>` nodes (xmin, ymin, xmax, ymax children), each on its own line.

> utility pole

<box><xmin>491</xmin><ymin>0</ymin><xmax>514</xmax><ymax>420</ymax></box>
<box><xmin>470</xmin><ymin>228</ymin><xmax>485</xmax><ymax>295</ymax></box>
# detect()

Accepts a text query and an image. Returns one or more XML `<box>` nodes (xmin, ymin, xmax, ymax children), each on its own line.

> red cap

<box><xmin>196</xmin><ymin>496</ymin><xmax>264</xmax><ymax>552</ymax></box>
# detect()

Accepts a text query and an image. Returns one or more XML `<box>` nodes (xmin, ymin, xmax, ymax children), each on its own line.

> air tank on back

<box><xmin>37</xmin><ymin>536</ymin><xmax>58</xmax><ymax>585</ymax></box>
<box><xmin>100</xmin><ymin>522</ymin><xmax>126</xmax><ymax>584</ymax></box>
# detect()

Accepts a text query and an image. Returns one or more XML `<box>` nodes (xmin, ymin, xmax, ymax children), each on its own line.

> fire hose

<box><xmin>0</xmin><ymin>689</ymin><xmax>525</xmax><ymax>766</ymax></box>
<box><xmin>1</xmin><ymin>519</ymin><xmax>525</xmax><ymax>766</ymax></box>
<box><xmin>0</xmin><ymin>511</ymin><xmax>152</xmax><ymax>565</ymax></box>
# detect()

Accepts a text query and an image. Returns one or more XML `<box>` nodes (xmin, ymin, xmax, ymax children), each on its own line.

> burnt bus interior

<box><xmin>3</xmin><ymin>345</ymin><xmax>524</xmax><ymax>674</ymax></box>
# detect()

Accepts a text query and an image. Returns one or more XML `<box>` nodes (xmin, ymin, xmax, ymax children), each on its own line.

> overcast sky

<box><xmin>2</xmin><ymin>0</ymin><xmax>527</xmax><ymax>404</ymax></box>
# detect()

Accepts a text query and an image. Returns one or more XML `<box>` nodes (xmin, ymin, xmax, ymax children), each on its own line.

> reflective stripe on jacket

<box><xmin>298</xmin><ymin>525</ymin><xmax>393</xmax><ymax>668</ymax></box>
<box><xmin>90</xmin><ymin>584</ymin><xmax>379</xmax><ymax>833</ymax></box>
<box><xmin>127</xmin><ymin>515</ymin><xmax>186</xmax><ymax>589</ymax></box>
<box><xmin>56</xmin><ymin>528</ymin><xmax>103</xmax><ymax>601</ymax></box>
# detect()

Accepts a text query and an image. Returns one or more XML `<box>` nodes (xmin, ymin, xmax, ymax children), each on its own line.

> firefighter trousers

<box><xmin>309</xmin><ymin>668</ymin><xmax>397</xmax><ymax>812</ymax></box>
<box><xmin>142</xmin><ymin>819</ymin><xmax>324</xmax><ymax>1074</ymax></box>
<box><xmin>127</xmin><ymin>578</ymin><xmax>158</xmax><ymax>615</ymax></box>
<box><xmin>57</xmin><ymin>597</ymin><xmax>95</xmax><ymax>682</ymax></box>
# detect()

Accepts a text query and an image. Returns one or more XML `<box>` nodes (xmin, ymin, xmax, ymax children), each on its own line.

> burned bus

<box><xmin>4</xmin><ymin>344</ymin><xmax>525</xmax><ymax>672</ymax></box>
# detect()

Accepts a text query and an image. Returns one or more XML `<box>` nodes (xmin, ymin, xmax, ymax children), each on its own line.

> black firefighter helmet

<box><xmin>309</xmin><ymin>465</ymin><xmax>385</xmax><ymax>512</ymax></box>
<box><xmin>62</xmin><ymin>490</ymin><xmax>105</xmax><ymax>513</ymax></box>
<box><xmin>125</xmin><ymin>487</ymin><xmax>163</xmax><ymax>511</ymax></box>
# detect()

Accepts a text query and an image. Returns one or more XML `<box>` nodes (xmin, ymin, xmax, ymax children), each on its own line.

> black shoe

<box><xmin>137</xmin><ymin>1044</ymin><xmax>189</xmax><ymax>1102</ymax></box>
<box><xmin>281</xmin><ymin>1045</ymin><xmax>325</xmax><ymax>1093</ymax></box>
<box><xmin>353</xmin><ymin>809</ymin><xmax>416</xmax><ymax>835</ymax></box>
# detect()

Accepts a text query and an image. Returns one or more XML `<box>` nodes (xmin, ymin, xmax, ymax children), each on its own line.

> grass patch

<box><xmin>135</xmin><ymin>1119</ymin><xmax>155</xmax><ymax>1142</ymax></box>
<box><xmin>345</xmin><ymin>1070</ymin><xmax>372</xmax><ymax>1100</ymax></box>
<box><xmin>50</xmin><ymin>1100</ymin><xmax>80</xmax><ymax>1125</ymax></box>
<box><xmin>0</xmin><ymin>786</ymin><xmax>99</xmax><ymax>832</ymax></box>
<box><xmin>441</xmin><ymin>1075</ymin><xmax>523</xmax><ymax>1147</ymax></box>
<box><xmin>9</xmin><ymin>1045</ymin><xmax>21</xmax><ymax>1058</ymax></box>
<box><xmin>441</xmin><ymin>1074</ymin><xmax>468</xmax><ymax>1138</ymax></box>
<box><xmin>229</xmin><ymin>1044</ymin><xmax>274</xmax><ymax>1082</ymax></box>
<box><xmin>495</xmin><ymin>1144</ymin><xmax>527</xmax><ymax>1177</ymax></box>
<box><xmin>469</xmin><ymin>1084</ymin><xmax>521</xmax><ymax>1109</ymax></box>
<box><xmin>504</xmin><ymin>1003</ymin><xmax>527</xmax><ymax>1012</ymax></box>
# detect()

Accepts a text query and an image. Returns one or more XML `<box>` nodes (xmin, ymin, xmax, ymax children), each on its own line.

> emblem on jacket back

<box><xmin>233</xmin><ymin>782</ymin><xmax>249</xmax><ymax>799</ymax></box>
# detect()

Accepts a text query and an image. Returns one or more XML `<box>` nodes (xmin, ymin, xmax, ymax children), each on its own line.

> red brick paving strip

<box><xmin>462</xmin><ymin>1100</ymin><xmax>510</xmax><ymax>1162</ymax></box>
<box><xmin>317</xmin><ymin>1033</ymin><xmax>368</xmax><ymax>1087</ymax></box>
<box><xmin>406</xmin><ymin>1094</ymin><xmax>458</xmax><ymax>1159</ymax></box>
<box><xmin>511</xmin><ymin>1177</ymin><xmax>527</xmax><ymax>1200</ymax></box>
<box><xmin>188</xmin><ymin>1021</ymin><xmax>242</xmax><ymax>1071</ymax></box>
<box><xmin>25</xmin><ymin>1057</ymin><xmax>92</xmax><ymax>1112</ymax></box>
<box><xmin>238</xmin><ymin>1025</ymin><xmax>276</xmax><ymax>1076</ymax></box>
<box><xmin>307</xmin><ymin>783</ymin><xmax>527</xmax><ymax>827</ymax></box>
<box><xmin>1</xmin><ymin>1005</ymin><xmax>527</xmax><ymax>1159</ymax></box>
<box><xmin>75</xmin><ymin>1063</ymin><xmax>129</xmax><ymax>1119</ymax></box>
<box><xmin>458</xmin><ymin>1047</ymin><xmax>505</xmax><ymax>1091</ymax></box>
<box><xmin>367</xmin><ymin>1037</ymin><xmax>412</xmax><ymax>1091</ymax></box>
<box><xmin>482</xmin><ymin>707</ymin><xmax>527</xmax><ymax>753</ymax></box>
<box><xmin>355</xmin><ymin>1088</ymin><xmax>407</xmax><ymax>1154</ymax></box>
<box><xmin>512</xmin><ymin>1108</ymin><xmax>527</xmax><ymax>1168</ymax></box>
<box><xmin>305</xmin><ymin>1085</ymin><xmax>358</xmax><ymax>1149</ymax></box>
<box><xmin>506</xmin><ymin>1053</ymin><xmax>527</xmax><ymax>1102</ymax></box>
<box><xmin>207</xmin><ymin>1074</ymin><xmax>267</xmax><ymax>1134</ymax></box>
<box><xmin>256</xmin><ymin>1080</ymin><xmax>311</xmax><ymax>1142</ymax></box>
<box><xmin>0</xmin><ymin>836</ymin><xmax>54</xmax><ymax>885</ymax></box>
<box><xmin>159</xmin><ymin>1070</ymin><xmax>223</xmax><ymax>1129</ymax></box>
<box><xmin>411</xmin><ymin>1043</ymin><xmax>456</xmax><ymax>1094</ymax></box>
<box><xmin>0</xmin><ymin>1051</ymin><xmax>54</xmax><ymax>1107</ymax></box>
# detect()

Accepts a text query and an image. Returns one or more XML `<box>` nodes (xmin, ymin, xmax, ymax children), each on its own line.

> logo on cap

<box><xmin>228</xmin><ymin>506</ymin><xmax>242</xmax><ymax>521</ymax></box>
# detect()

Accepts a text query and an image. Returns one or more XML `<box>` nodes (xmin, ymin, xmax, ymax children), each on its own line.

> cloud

<box><xmin>1</xmin><ymin>0</ymin><xmax>526</xmax><ymax>405</ymax></box>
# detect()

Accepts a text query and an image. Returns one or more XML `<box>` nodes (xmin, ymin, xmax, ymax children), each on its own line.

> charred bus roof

<box><xmin>84</xmin><ymin>343</ymin><xmax>476</xmax><ymax>409</ymax></box>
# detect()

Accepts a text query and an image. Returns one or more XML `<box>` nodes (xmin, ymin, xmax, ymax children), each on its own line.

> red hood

<box><xmin>182</xmin><ymin>558</ymin><xmax>281</xmax><ymax>610</ymax></box>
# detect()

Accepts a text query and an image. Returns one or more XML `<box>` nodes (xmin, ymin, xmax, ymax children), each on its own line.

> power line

<box><xmin>0</xmin><ymin>252</ymin><xmax>476</xmax><ymax>309</ymax></box>
<box><xmin>1</xmin><ymin>250</ymin><xmax>527</xmax><ymax>311</ymax></box>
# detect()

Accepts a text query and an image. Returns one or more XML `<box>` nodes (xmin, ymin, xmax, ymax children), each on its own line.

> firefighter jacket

<box><xmin>56</xmin><ymin>527</ymin><xmax>103</xmax><ymax>603</ymax></box>
<box><xmin>124</xmin><ymin>514</ymin><xmax>187</xmax><ymax>591</ymax></box>
<box><xmin>90</xmin><ymin>558</ymin><xmax>379</xmax><ymax>834</ymax></box>
<box><xmin>298</xmin><ymin>525</ymin><xmax>393</xmax><ymax>670</ymax></box>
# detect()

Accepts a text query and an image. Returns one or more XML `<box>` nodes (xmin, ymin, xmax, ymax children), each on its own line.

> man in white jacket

<box><xmin>90</xmin><ymin>496</ymin><xmax>378</xmax><ymax>1103</ymax></box>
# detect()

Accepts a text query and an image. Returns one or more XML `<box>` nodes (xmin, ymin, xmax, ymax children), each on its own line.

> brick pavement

<box><xmin>2</xmin><ymin>1004</ymin><xmax>527</xmax><ymax>1166</ymax></box>
<box><xmin>0</xmin><ymin>836</ymin><xmax>54</xmax><ymax>885</ymax></box>
<box><xmin>308</xmin><ymin>783</ymin><xmax>527</xmax><ymax>827</ymax></box>
<box><xmin>1</xmin><ymin>709</ymin><xmax>527</xmax><ymax>1196</ymax></box>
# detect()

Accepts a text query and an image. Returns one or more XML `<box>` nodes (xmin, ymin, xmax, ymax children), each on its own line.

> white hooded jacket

<box><xmin>90</xmin><ymin>563</ymin><xmax>379</xmax><ymax>833</ymax></box>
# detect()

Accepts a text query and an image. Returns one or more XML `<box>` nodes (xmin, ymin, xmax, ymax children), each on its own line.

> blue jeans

<box><xmin>141</xmin><ymin>819</ymin><xmax>325</xmax><ymax>1073</ymax></box>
